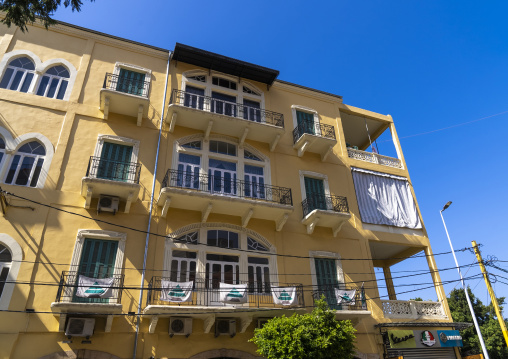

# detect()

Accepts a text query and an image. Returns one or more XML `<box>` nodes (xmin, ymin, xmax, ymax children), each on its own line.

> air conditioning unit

<box><xmin>169</xmin><ymin>317</ymin><xmax>192</xmax><ymax>338</ymax></box>
<box><xmin>257</xmin><ymin>318</ymin><xmax>270</xmax><ymax>329</ymax></box>
<box><xmin>97</xmin><ymin>195</ymin><xmax>119</xmax><ymax>214</ymax></box>
<box><xmin>215</xmin><ymin>318</ymin><xmax>236</xmax><ymax>338</ymax></box>
<box><xmin>65</xmin><ymin>318</ymin><xmax>95</xmax><ymax>338</ymax></box>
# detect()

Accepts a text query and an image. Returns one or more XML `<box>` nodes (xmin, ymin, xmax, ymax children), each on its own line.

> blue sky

<box><xmin>54</xmin><ymin>1</ymin><xmax>508</xmax><ymax>307</ymax></box>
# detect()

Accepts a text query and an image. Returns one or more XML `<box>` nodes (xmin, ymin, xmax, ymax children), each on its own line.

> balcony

<box><xmin>312</xmin><ymin>284</ymin><xmax>371</xmax><ymax>323</ymax></box>
<box><xmin>100</xmin><ymin>73</ymin><xmax>150</xmax><ymax>126</ymax></box>
<box><xmin>143</xmin><ymin>278</ymin><xmax>305</xmax><ymax>333</ymax></box>
<box><xmin>292</xmin><ymin>120</ymin><xmax>337</xmax><ymax>161</ymax></box>
<box><xmin>381</xmin><ymin>299</ymin><xmax>448</xmax><ymax>320</ymax></box>
<box><xmin>158</xmin><ymin>169</ymin><xmax>293</xmax><ymax>230</ymax></box>
<box><xmin>50</xmin><ymin>271</ymin><xmax>124</xmax><ymax>332</ymax></box>
<box><xmin>347</xmin><ymin>148</ymin><xmax>402</xmax><ymax>169</ymax></box>
<box><xmin>81</xmin><ymin>156</ymin><xmax>141</xmax><ymax>213</ymax></box>
<box><xmin>166</xmin><ymin>89</ymin><xmax>285</xmax><ymax>150</ymax></box>
<box><xmin>302</xmin><ymin>194</ymin><xmax>351</xmax><ymax>237</ymax></box>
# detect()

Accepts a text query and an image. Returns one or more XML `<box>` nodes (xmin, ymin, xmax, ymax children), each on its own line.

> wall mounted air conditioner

<box><xmin>65</xmin><ymin>318</ymin><xmax>95</xmax><ymax>338</ymax></box>
<box><xmin>215</xmin><ymin>318</ymin><xmax>236</xmax><ymax>338</ymax></box>
<box><xmin>169</xmin><ymin>317</ymin><xmax>192</xmax><ymax>338</ymax></box>
<box><xmin>97</xmin><ymin>195</ymin><xmax>119</xmax><ymax>214</ymax></box>
<box><xmin>257</xmin><ymin>318</ymin><xmax>270</xmax><ymax>329</ymax></box>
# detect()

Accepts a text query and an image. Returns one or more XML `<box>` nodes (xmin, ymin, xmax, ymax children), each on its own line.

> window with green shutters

<box><xmin>74</xmin><ymin>238</ymin><xmax>118</xmax><ymax>303</ymax></box>
<box><xmin>98</xmin><ymin>142</ymin><xmax>133</xmax><ymax>182</ymax></box>
<box><xmin>296</xmin><ymin>110</ymin><xmax>316</xmax><ymax>135</ymax></box>
<box><xmin>116</xmin><ymin>68</ymin><xmax>146</xmax><ymax>96</ymax></box>
<box><xmin>314</xmin><ymin>258</ymin><xmax>341</xmax><ymax>310</ymax></box>
<box><xmin>304</xmin><ymin>177</ymin><xmax>327</xmax><ymax>211</ymax></box>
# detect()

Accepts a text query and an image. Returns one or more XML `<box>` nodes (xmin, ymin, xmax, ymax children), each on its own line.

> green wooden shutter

<box><xmin>304</xmin><ymin>177</ymin><xmax>327</xmax><ymax>210</ymax></box>
<box><xmin>74</xmin><ymin>238</ymin><xmax>118</xmax><ymax>303</ymax></box>
<box><xmin>296</xmin><ymin>110</ymin><xmax>315</xmax><ymax>135</ymax></box>
<box><xmin>98</xmin><ymin>142</ymin><xmax>133</xmax><ymax>181</ymax></box>
<box><xmin>117</xmin><ymin>69</ymin><xmax>145</xmax><ymax>96</ymax></box>
<box><xmin>314</xmin><ymin>258</ymin><xmax>340</xmax><ymax>309</ymax></box>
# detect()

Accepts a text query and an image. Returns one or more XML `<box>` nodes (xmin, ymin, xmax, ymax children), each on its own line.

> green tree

<box><xmin>447</xmin><ymin>287</ymin><xmax>508</xmax><ymax>359</ymax></box>
<box><xmin>0</xmin><ymin>0</ymin><xmax>95</xmax><ymax>32</ymax></box>
<box><xmin>250</xmin><ymin>298</ymin><xmax>357</xmax><ymax>359</ymax></box>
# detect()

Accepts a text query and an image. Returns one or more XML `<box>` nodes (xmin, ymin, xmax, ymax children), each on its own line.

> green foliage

<box><xmin>250</xmin><ymin>298</ymin><xmax>357</xmax><ymax>359</ymax></box>
<box><xmin>0</xmin><ymin>0</ymin><xmax>95</xmax><ymax>32</ymax></box>
<box><xmin>448</xmin><ymin>287</ymin><xmax>508</xmax><ymax>359</ymax></box>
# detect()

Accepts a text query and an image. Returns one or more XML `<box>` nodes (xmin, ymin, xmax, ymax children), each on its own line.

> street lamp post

<box><xmin>440</xmin><ymin>201</ymin><xmax>490</xmax><ymax>359</ymax></box>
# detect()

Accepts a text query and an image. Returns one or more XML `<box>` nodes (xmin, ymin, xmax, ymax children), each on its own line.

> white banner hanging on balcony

<box><xmin>271</xmin><ymin>286</ymin><xmax>297</xmax><ymax>306</ymax></box>
<box><xmin>76</xmin><ymin>275</ymin><xmax>114</xmax><ymax>298</ymax></box>
<box><xmin>351</xmin><ymin>168</ymin><xmax>422</xmax><ymax>229</ymax></box>
<box><xmin>335</xmin><ymin>288</ymin><xmax>356</xmax><ymax>306</ymax></box>
<box><xmin>219</xmin><ymin>282</ymin><xmax>248</xmax><ymax>303</ymax></box>
<box><xmin>160</xmin><ymin>280</ymin><xmax>193</xmax><ymax>302</ymax></box>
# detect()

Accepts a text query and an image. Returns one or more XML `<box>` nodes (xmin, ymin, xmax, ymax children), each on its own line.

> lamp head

<box><xmin>441</xmin><ymin>201</ymin><xmax>452</xmax><ymax>212</ymax></box>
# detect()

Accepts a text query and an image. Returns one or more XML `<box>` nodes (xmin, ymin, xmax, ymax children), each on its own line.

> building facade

<box><xmin>0</xmin><ymin>20</ymin><xmax>465</xmax><ymax>359</ymax></box>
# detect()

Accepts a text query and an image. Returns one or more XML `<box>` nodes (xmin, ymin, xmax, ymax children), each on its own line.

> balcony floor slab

<box><xmin>81</xmin><ymin>177</ymin><xmax>141</xmax><ymax>212</ymax></box>
<box><xmin>302</xmin><ymin>209</ymin><xmax>351</xmax><ymax>236</ymax></box>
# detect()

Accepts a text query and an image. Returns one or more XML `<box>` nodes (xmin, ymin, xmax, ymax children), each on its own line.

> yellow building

<box><xmin>0</xmin><ymin>19</ymin><xmax>467</xmax><ymax>359</ymax></box>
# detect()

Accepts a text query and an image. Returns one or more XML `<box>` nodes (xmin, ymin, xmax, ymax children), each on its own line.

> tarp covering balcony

<box><xmin>352</xmin><ymin>168</ymin><xmax>422</xmax><ymax>229</ymax></box>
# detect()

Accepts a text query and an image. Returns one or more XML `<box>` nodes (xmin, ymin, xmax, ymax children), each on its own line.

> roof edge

<box><xmin>274</xmin><ymin>79</ymin><xmax>343</xmax><ymax>100</ymax></box>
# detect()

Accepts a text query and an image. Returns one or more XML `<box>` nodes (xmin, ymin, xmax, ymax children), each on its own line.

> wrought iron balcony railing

<box><xmin>103</xmin><ymin>73</ymin><xmax>150</xmax><ymax>97</ymax></box>
<box><xmin>312</xmin><ymin>283</ymin><xmax>367</xmax><ymax>311</ymax></box>
<box><xmin>170</xmin><ymin>89</ymin><xmax>285</xmax><ymax>128</ymax></box>
<box><xmin>346</xmin><ymin>148</ymin><xmax>402</xmax><ymax>168</ymax></box>
<box><xmin>292</xmin><ymin>119</ymin><xmax>336</xmax><ymax>143</ymax></box>
<box><xmin>161</xmin><ymin>169</ymin><xmax>293</xmax><ymax>206</ymax></box>
<box><xmin>86</xmin><ymin>156</ymin><xmax>141</xmax><ymax>184</ymax></box>
<box><xmin>146</xmin><ymin>277</ymin><xmax>305</xmax><ymax>308</ymax></box>
<box><xmin>55</xmin><ymin>271</ymin><xmax>124</xmax><ymax>304</ymax></box>
<box><xmin>302</xmin><ymin>193</ymin><xmax>349</xmax><ymax>217</ymax></box>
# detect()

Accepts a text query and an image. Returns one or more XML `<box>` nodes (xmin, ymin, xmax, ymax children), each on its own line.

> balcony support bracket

<box><xmin>84</xmin><ymin>186</ymin><xmax>93</xmax><ymax>209</ymax></box>
<box><xmin>169</xmin><ymin>112</ymin><xmax>177</xmax><ymax>133</ymax></box>
<box><xmin>202</xmin><ymin>203</ymin><xmax>213</xmax><ymax>222</ymax></box>
<box><xmin>239</xmin><ymin>128</ymin><xmax>249</xmax><ymax>148</ymax></box>
<box><xmin>137</xmin><ymin>105</ymin><xmax>143</xmax><ymax>127</ymax></box>
<box><xmin>270</xmin><ymin>134</ymin><xmax>281</xmax><ymax>152</ymax></box>
<box><xmin>242</xmin><ymin>208</ymin><xmax>254</xmax><ymax>228</ymax></box>
<box><xmin>58</xmin><ymin>313</ymin><xmax>67</xmax><ymax>332</ymax></box>
<box><xmin>105</xmin><ymin>315</ymin><xmax>114</xmax><ymax>332</ymax></box>
<box><xmin>124</xmin><ymin>192</ymin><xmax>134</xmax><ymax>214</ymax></box>
<box><xmin>240</xmin><ymin>316</ymin><xmax>253</xmax><ymax>333</ymax></box>
<box><xmin>298</xmin><ymin>140</ymin><xmax>310</xmax><ymax>157</ymax></box>
<box><xmin>203</xmin><ymin>315</ymin><xmax>215</xmax><ymax>333</ymax></box>
<box><xmin>103</xmin><ymin>97</ymin><xmax>110</xmax><ymax>120</ymax></box>
<box><xmin>306</xmin><ymin>216</ymin><xmax>319</xmax><ymax>235</ymax></box>
<box><xmin>149</xmin><ymin>316</ymin><xmax>159</xmax><ymax>334</ymax></box>
<box><xmin>321</xmin><ymin>145</ymin><xmax>333</xmax><ymax>162</ymax></box>
<box><xmin>204</xmin><ymin>120</ymin><xmax>214</xmax><ymax>142</ymax></box>
<box><xmin>161</xmin><ymin>197</ymin><xmax>171</xmax><ymax>217</ymax></box>
<box><xmin>276</xmin><ymin>213</ymin><xmax>289</xmax><ymax>232</ymax></box>
<box><xmin>333</xmin><ymin>221</ymin><xmax>345</xmax><ymax>237</ymax></box>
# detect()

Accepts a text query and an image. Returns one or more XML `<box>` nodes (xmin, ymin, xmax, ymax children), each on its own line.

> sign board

<box><xmin>463</xmin><ymin>355</ymin><xmax>484</xmax><ymax>359</ymax></box>
<box><xmin>388</xmin><ymin>329</ymin><xmax>463</xmax><ymax>349</ymax></box>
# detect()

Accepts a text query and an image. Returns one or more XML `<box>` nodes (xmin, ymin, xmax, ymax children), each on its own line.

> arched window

<box><xmin>4</xmin><ymin>141</ymin><xmax>46</xmax><ymax>187</ymax></box>
<box><xmin>0</xmin><ymin>57</ymin><xmax>35</xmax><ymax>93</ymax></box>
<box><xmin>0</xmin><ymin>137</ymin><xmax>5</xmax><ymax>167</ymax></box>
<box><xmin>36</xmin><ymin>65</ymin><xmax>70</xmax><ymax>100</ymax></box>
<box><xmin>0</xmin><ymin>244</ymin><xmax>12</xmax><ymax>300</ymax></box>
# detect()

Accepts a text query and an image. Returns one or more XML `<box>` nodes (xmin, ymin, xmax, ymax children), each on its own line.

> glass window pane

<box><xmin>189</xmin><ymin>261</ymin><xmax>196</xmax><ymax>284</ymax></box>
<box><xmin>247</xmin><ymin>257</ymin><xmax>269</xmax><ymax>264</ymax></box>
<box><xmin>229</xmin><ymin>232</ymin><xmax>238</xmax><ymax>248</ymax></box>
<box><xmin>172</xmin><ymin>250</ymin><xmax>197</xmax><ymax>259</ymax></box>
<box><xmin>245</xmin><ymin>165</ymin><xmax>263</xmax><ymax>175</ymax></box>
<box><xmin>29</xmin><ymin>158</ymin><xmax>44</xmax><ymax>187</ymax></box>
<box><xmin>0</xmin><ymin>68</ymin><xmax>14</xmax><ymax>88</ymax></box>
<box><xmin>180</xmin><ymin>261</ymin><xmax>188</xmax><ymax>282</ymax></box>
<box><xmin>0</xmin><ymin>267</ymin><xmax>9</xmax><ymax>298</ymax></box>
<box><xmin>178</xmin><ymin>153</ymin><xmax>200</xmax><ymax>165</ymax></box>
<box><xmin>20</xmin><ymin>72</ymin><xmax>33</xmax><ymax>93</ymax></box>
<box><xmin>170</xmin><ymin>260</ymin><xmax>178</xmax><ymax>282</ymax></box>
<box><xmin>47</xmin><ymin>78</ymin><xmax>59</xmax><ymax>98</ymax></box>
<box><xmin>37</xmin><ymin>76</ymin><xmax>50</xmax><ymax>96</ymax></box>
<box><xmin>224</xmin><ymin>265</ymin><xmax>233</xmax><ymax>284</ymax></box>
<box><xmin>0</xmin><ymin>244</ymin><xmax>12</xmax><ymax>262</ymax></box>
<box><xmin>5</xmin><ymin>155</ymin><xmax>20</xmax><ymax>184</ymax></box>
<box><xmin>9</xmin><ymin>70</ymin><xmax>23</xmax><ymax>91</ymax></box>
<box><xmin>56</xmin><ymin>80</ymin><xmax>68</xmax><ymax>99</ymax></box>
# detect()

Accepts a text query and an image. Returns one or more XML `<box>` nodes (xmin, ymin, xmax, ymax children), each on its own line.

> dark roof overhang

<box><xmin>172</xmin><ymin>43</ymin><xmax>279</xmax><ymax>86</ymax></box>
<box><xmin>374</xmin><ymin>322</ymin><xmax>473</xmax><ymax>330</ymax></box>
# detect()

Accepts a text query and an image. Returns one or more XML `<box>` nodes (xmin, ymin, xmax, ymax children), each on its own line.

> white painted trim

<box><xmin>298</xmin><ymin>170</ymin><xmax>332</xmax><ymax>209</ymax></box>
<box><xmin>308</xmin><ymin>250</ymin><xmax>344</xmax><ymax>291</ymax></box>
<box><xmin>0</xmin><ymin>233</ymin><xmax>23</xmax><ymax>310</ymax></box>
<box><xmin>291</xmin><ymin>105</ymin><xmax>320</xmax><ymax>129</ymax></box>
<box><xmin>36</xmin><ymin>58</ymin><xmax>78</xmax><ymax>101</ymax></box>
<box><xmin>0</xmin><ymin>127</ymin><xmax>14</xmax><ymax>180</ymax></box>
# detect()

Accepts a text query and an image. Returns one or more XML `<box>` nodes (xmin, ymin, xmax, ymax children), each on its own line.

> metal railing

<box><xmin>86</xmin><ymin>156</ymin><xmax>141</xmax><ymax>184</ymax></box>
<box><xmin>292</xmin><ymin>119</ymin><xmax>336</xmax><ymax>143</ymax></box>
<box><xmin>347</xmin><ymin>148</ymin><xmax>402</xmax><ymax>168</ymax></box>
<box><xmin>146</xmin><ymin>277</ymin><xmax>305</xmax><ymax>308</ymax></box>
<box><xmin>302</xmin><ymin>194</ymin><xmax>349</xmax><ymax>217</ymax></box>
<box><xmin>312</xmin><ymin>284</ymin><xmax>367</xmax><ymax>311</ymax></box>
<box><xmin>170</xmin><ymin>89</ymin><xmax>285</xmax><ymax>128</ymax></box>
<box><xmin>103</xmin><ymin>73</ymin><xmax>150</xmax><ymax>97</ymax></box>
<box><xmin>161</xmin><ymin>169</ymin><xmax>293</xmax><ymax>206</ymax></box>
<box><xmin>55</xmin><ymin>271</ymin><xmax>124</xmax><ymax>304</ymax></box>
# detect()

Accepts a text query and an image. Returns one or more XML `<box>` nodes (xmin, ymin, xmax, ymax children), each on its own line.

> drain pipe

<box><xmin>133</xmin><ymin>50</ymin><xmax>172</xmax><ymax>359</ymax></box>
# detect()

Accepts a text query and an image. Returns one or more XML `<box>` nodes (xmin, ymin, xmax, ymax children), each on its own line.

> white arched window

<box><xmin>0</xmin><ymin>234</ymin><xmax>22</xmax><ymax>310</ymax></box>
<box><xmin>0</xmin><ymin>56</ymin><xmax>35</xmax><ymax>93</ymax></box>
<box><xmin>4</xmin><ymin>141</ymin><xmax>46</xmax><ymax>187</ymax></box>
<box><xmin>0</xmin><ymin>244</ymin><xmax>12</xmax><ymax>300</ymax></box>
<box><xmin>173</xmin><ymin>135</ymin><xmax>270</xmax><ymax>199</ymax></box>
<box><xmin>36</xmin><ymin>65</ymin><xmax>70</xmax><ymax>100</ymax></box>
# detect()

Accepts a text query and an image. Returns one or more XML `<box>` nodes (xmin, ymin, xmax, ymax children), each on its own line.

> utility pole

<box><xmin>472</xmin><ymin>240</ymin><xmax>508</xmax><ymax>347</ymax></box>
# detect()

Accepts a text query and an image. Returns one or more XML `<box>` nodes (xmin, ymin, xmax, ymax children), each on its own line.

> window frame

<box><xmin>298</xmin><ymin>170</ymin><xmax>333</xmax><ymax>211</ymax></box>
<box><xmin>112</xmin><ymin>62</ymin><xmax>152</xmax><ymax>98</ymax></box>
<box><xmin>4</xmin><ymin>141</ymin><xmax>46</xmax><ymax>187</ymax></box>
<box><xmin>0</xmin><ymin>56</ymin><xmax>36</xmax><ymax>93</ymax></box>
<box><xmin>291</xmin><ymin>105</ymin><xmax>320</xmax><ymax>135</ymax></box>
<box><xmin>35</xmin><ymin>65</ymin><xmax>70</xmax><ymax>100</ymax></box>
<box><xmin>309</xmin><ymin>250</ymin><xmax>345</xmax><ymax>292</ymax></box>
<box><xmin>0</xmin><ymin>234</ymin><xmax>22</xmax><ymax>310</ymax></box>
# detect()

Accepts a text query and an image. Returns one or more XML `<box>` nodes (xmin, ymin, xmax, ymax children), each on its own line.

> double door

<box><xmin>304</xmin><ymin>177</ymin><xmax>327</xmax><ymax>211</ymax></box>
<box><xmin>97</xmin><ymin>142</ymin><xmax>133</xmax><ymax>182</ymax></box>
